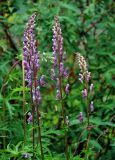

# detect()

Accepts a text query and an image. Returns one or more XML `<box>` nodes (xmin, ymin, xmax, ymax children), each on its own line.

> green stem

<box><xmin>31</xmin><ymin>88</ymin><xmax>35</xmax><ymax>160</ymax></box>
<box><xmin>22</xmin><ymin>58</ymin><xmax>26</xmax><ymax>145</ymax></box>
<box><xmin>85</xmin><ymin>81</ymin><xmax>91</xmax><ymax>160</ymax></box>
<box><xmin>36</xmin><ymin>107</ymin><xmax>44</xmax><ymax>160</ymax></box>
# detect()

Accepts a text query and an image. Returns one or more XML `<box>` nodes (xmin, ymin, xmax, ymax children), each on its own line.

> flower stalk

<box><xmin>76</xmin><ymin>53</ymin><xmax>94</xmax><ymax>158</ymax></box>
<box><xmin>23</xmin><ymin>13</ymin><xmax>44</xmax><ymax>160</ymax></box>
<box><xmin>52</xmin><ymin>16</ymin><xmax>70</xmax><ymax>160</ymax></box>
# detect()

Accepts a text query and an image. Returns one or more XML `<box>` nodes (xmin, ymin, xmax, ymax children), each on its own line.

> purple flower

<box><xmin>60</xmin><ymin>62</ymin><xmax>64</xmax><ymax>74</ymax></box>
<box><xmin>38</xmin><ymin>96</ymin><xmax>42</xmax><ymax>104</ymax></box>
<box><xmin>79</xmin><ymin>73</ymin><xmax>83</xmax><ymax>83</ymax></box>
<box><xmin>63</xmin><ymin>68</ymin><xmax>69</xmax><ymax>78</ymax></box>
<box><xmin>51</xmin><ymin>68</ymin><xmax>56</xmax><ymax>80</ymax></box>
<box><xmin>90</xmin><ymin>83</ymin><xmax>94</xmax><ymax>92</ymax></box>
<box><xmin>56</xmin><ymin>90</ymin><xmax>61</xmax><ymax>100</ymax></box>
<box><xmin>53</xmin><ymin>56</ymin><xmax>57</xmax><ymax>67</ymax></box>
<box><xmin>86</xmin><ymin>71</ymin><xmax>91</xmax><ymax>83</ymax></box>
<box><xmin>79</xmin><ymin>112</ymin><xmax>83</xmax><ymax>123</ymax></box>
<box><xmin>82</xmin><ymin>89</ymin><xmax>88</xmax><ymax>98</ymax></box>
<box><xmin>23</xmin><ymin>153</ymin><xmax>30</xmax><ymax>159</ymax></box>
<box><xmin>32</xmin><ymin>89</ymin><xmax>42</xmax><ymax>104</ymax></box>
<box><xmin>89</xmin><ymin>101</ymin><xmax>94</xmax><ymax>112</ymax></box>
<box><xmin>27</xmin><ymin>112</ymin><xmax>32</xmax><ymax>124</ymax></box>
<box><xmin>65</xmin><ymin>84</ymin><xmax>70</xmax><ymax>94</ymax></box>
<box><xmin>40</xmin><ymin>75</ymin><xmax>45</xmax><ymax>86</ymax></box>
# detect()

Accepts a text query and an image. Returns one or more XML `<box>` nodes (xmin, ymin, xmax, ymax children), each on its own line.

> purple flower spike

<box><xmin>52</xmin><ymin>16</ymin><xmax>63</xmax><ymax>63</ymax></box>
<box><xmin>40</xmin><ymin>75</ymin><xmax>45</xmax><ymax>86</ymax></box>
<box><xmin>65</xmin><ymin>84</ymin><xmax>70</xmax><ymax>94</ymax></box>
<box><xmin>52</xmin><ymin>16</ymin><xmax>69</xmax><ymax>100</ymax></box>
<box><xmin>23</xmin><ymin>13</ymin><xmax>40</xmax><ymax>87</ymax></box>
<box><xmin>79</xmin><ymin>112</ymin><xmax>83</xmax><ymax>123</ymax></box>
<box><xmin>56</xmin><ymin>90</ymin><xmax>61</xmax><ymax>100</ymax></box>
<box><xmin>27</xmin><ymin>112</ymin><xmax>32</xmax><ymax>124</ymax></box>
<box><xmin>89</xmin><ymin>101</ymin><xmax>94</xmax><ymax>112</ymax></box>
<box><xmin>76</xmin><ymin>53</ymin><xmax>91</xmax><ymax>84</ymax></box>
<box><xmin>90</xmin><ymin>83</ymin><xmax>94</xmax><ymax>92</ymax></box>
<box><xmin>82</xmin><ymin>89</ymin><xmax>88</xmax><ymax>98</ymax></box>
<box><xmin>23</xmin><ymin>13</ymin><xmax>43</xmax><ymax>106</ymax></box>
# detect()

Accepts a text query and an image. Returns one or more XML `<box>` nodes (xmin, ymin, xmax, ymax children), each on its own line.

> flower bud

<box><xmin>90</xmin><ymin>83</ymin><xmax>94</xmax><ymax>92</ymax></box>
<box><xmin>27</xmin><ymin>112</ymin><xmax>32</xmax><ymax>124</ymax></box>
<box><xmin>79</xmin><ymin>112</ymin><xmax>83</xmax><ymax>123</ymax></box>
<box><xmin>82</xmin><ymin>89</ymin><xmax>88</xmax><ymax>98</ymax></box>
<box><xmin>89</xmin><ymin>101</ymin><xmax>94</xmax><ymax>112</ymax></box>
<box><xmin>40</xmin><ymin>75</ymin><xmax>45</xmax><ymax>87</ymax></box>
<box><xmin>56</xmin><ymin>90</ymin><xmax>61</xmax><ymax>100</ymax></box>
<box><xmin>65</xmin><ymin>84</ymin><xmax>70</xmax><ymax>94</ymax></box>
<box><xmin>60</xmin><ymin>62</ymin><xmax>64</xmax><ymax>74</ymax></box>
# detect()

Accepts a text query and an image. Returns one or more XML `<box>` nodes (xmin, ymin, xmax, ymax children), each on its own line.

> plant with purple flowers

<box><xmin>51</xmin><ymin>16</ymin><xmax>70</xmax><ymax>160</ymax></box>
<box><xmin>23</xmin><ymin>13</ymin><xmax>44</xmax><ymax>160</ymax></box>
<box><xmin>76</xmin><ymin>52</ymin><xmax>94</xmax><ymax>158</ymax></box>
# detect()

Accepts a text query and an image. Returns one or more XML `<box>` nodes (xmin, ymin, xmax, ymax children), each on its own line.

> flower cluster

<box><xmin>51</xmin><ymin>16</ymin><xmax>70</xmax><ymax>99</ymax></box>
<box><xmin>23</xmin><ymin>13</ymin><xmax>45</xmax><ymax>116</ymax></box>
<box><xmin>76</xmin><ymin>52</ymin><xmax>91</xmax><ymax>84</ymax></box>
<box><xmin>76</xmin><ymin>53</ymin><xmax>94</xmax><ymax>122</ymax></box>
<box><xmin>27</xmin><ymin>112</ymin><xmax>32</xmax><ymax>124</ymax></box>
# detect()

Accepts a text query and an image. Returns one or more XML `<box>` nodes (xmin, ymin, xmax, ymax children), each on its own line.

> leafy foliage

<box><xmin>0</xmin><ymin>0</ymin><xmax>115</xmax><ymax>160</ymax></box>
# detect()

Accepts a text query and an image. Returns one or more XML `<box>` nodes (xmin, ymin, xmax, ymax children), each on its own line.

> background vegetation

<box><xmin>0</xmin><ymin>0</ymin><xmax>115</xmax><ymax>159</ymax></box>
